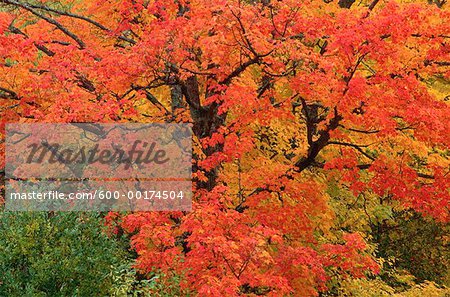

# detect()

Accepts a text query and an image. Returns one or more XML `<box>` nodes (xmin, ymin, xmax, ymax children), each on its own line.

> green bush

<box><xmin>0</xmin><ymin>211</ymin><xmax>126</xmax><ymax>297</ymax></box>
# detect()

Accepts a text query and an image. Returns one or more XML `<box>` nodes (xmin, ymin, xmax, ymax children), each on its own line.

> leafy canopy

<box><xmin>0</xmin><ymin>0</ymin><xmax>449</xmax><ymax>295</ymax></box>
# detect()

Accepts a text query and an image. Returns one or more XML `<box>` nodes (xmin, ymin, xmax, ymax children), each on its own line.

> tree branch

<box><xmin>294</xmin><ymin>107</ymin><xmax>342</xmax><ymax>172</ymax></box>
<box><xmin>328</xmin><ymin>141</ymin><xmax>376</xmax><ymax>161</ymax></box>
<box><xmin>368</xmin><ymin>0</ymin><xmax>380</xmax><ymax>11</ymax></box>
<box><xmin>220</xmin><ymin>56</ymin><xmax>260</xmax><ymax>85</ymax></box>
<box><xmin>0</xmin><ymin>87</ymin><xmax>19</xmax><ymax>100</ymax></box>
<box><xmin>300</xmin><ymin>97</ymin><xmax>314</xmax><ymax>145</ymax></box>
<box><xmin>2</xmin><ymin>0</ymin><xmax>86</xmax><ymax>49</ymax></box>
<box><xmin>3</xmin><ymin>0</ymin><xmax>136</xmax><ymax>46</ymax></box>
<box><xmin>357</xmin><ymin>163</ymin><xmax>435</xmax><ymax>179</ymax></box>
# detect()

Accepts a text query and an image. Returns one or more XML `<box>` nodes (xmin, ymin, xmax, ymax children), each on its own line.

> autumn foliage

<box><xmin>0</xmin><ymin>0</ymin><xmax>449</xmax><ymax>295</ymax></box>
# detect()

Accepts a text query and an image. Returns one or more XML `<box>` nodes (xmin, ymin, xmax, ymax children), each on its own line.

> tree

<box><xmin>0</xmin><ymin>0</ymin><xmax>449</xmax><ymax>295</ymax></box>
<box><xmin>0</xmin><ymin>211</ymin><xmax>128</xmax><ymax>296</ymax></box>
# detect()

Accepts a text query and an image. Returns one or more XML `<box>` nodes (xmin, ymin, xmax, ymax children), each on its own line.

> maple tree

<box><xmin>0</xmin><ymin>0</ymin><xmax>449</xmax><ymax>295</ymax></box>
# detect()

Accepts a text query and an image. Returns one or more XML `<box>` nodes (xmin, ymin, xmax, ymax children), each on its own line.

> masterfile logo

<box><xmin>5</xmin><ymin>123</ymin><xmax>192</xmax><ymax>211</ymax></box>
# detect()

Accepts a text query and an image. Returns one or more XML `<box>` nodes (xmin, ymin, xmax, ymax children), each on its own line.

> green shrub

<box><xmin>0</xmin><ymin>211</ymin><xmax>126</xmax><ymax>297</ymax></box>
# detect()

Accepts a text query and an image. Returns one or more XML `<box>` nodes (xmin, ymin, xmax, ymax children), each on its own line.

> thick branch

<box><xmin>294</xmin><ymin>107</ymin><xmax>342</xmax><ymax>172</ymax></box>
<box><xmin>368</xmin><ymin>0</ymin><xmax>380</xmax><ymax>10</ymax></box>
<box><xmin>338</xmin><ymin>0</ymin><xmax>356</xmax><ymax>9</ymax></box>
